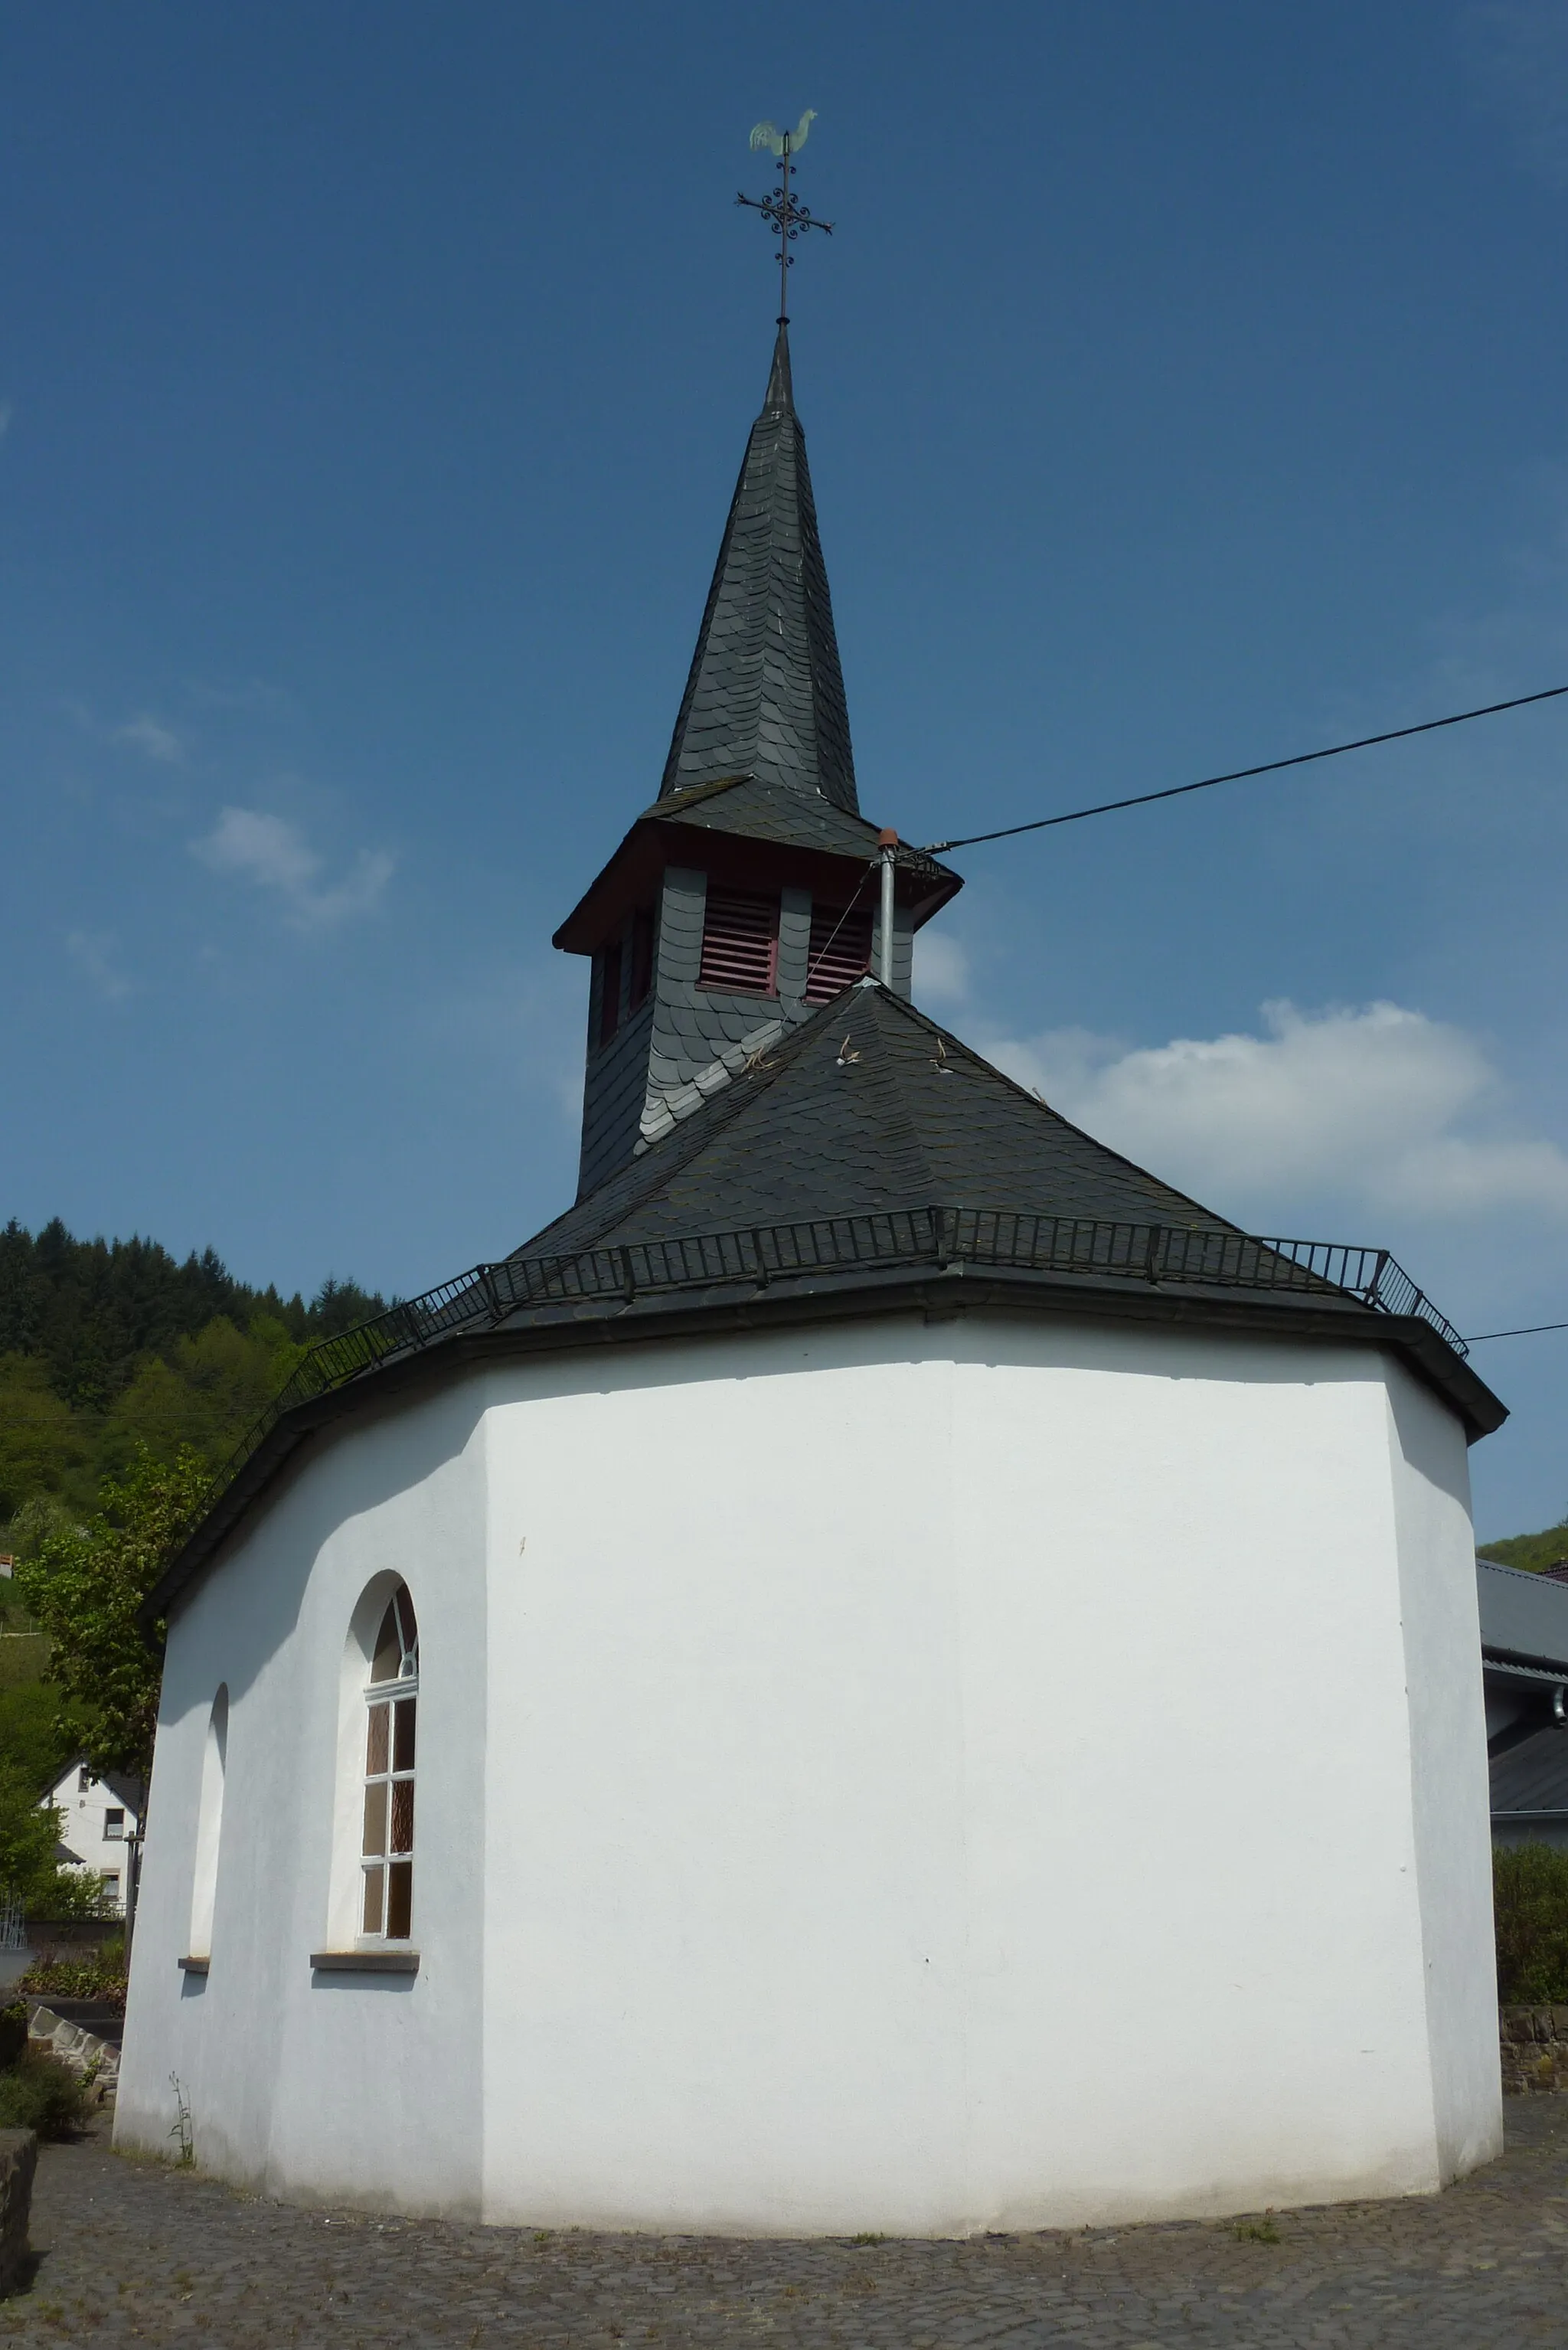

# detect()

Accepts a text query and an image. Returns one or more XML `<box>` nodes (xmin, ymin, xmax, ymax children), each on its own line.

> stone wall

<box><xmin>1500</xmin><ymin>2007</ymin><xmax>1568</xmax><ymax>2093</ymax></box>
<box><xmin>28</xmin><ymin>2006</ymin><xmax>119</xmax><ymax>2105</ymax></box>
<box><xmin>0</xmin><ymin>2131</ymin><xmax>37</xmax><ymax>2294</ymax></box>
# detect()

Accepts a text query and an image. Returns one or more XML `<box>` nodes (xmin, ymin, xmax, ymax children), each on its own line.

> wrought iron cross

<box><xmin>737</xmin><ymin>110</ymin><xmax>833</xmax><ymax>324</ymax></box>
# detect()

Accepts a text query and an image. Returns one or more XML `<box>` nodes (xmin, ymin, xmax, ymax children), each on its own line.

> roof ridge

<box><xmin>512</xmin><ymin>988</ymin><xmax>863</xmax><ymax>1260</ymax></box>
<box><xmin>867</xmin><ymin>986</ymin><xmax>1243</xmax><ymax>1234</ymax></box>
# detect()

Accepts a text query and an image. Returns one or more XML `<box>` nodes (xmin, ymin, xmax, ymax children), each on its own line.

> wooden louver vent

<box><xmin>698</xmin><ymin>889</ymin><xmax>779</xmax><ymax>996</ymax></box>
<box><xmin>804</xmin><ymin>904</ymin><xmax>874</xmax><ymax>1003</ymax></box>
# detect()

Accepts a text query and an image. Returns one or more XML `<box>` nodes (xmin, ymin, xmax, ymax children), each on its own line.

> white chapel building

<box><xmin>116</xmin><ymin>315</ymin><xmax>1508</xmax><ymax>2233</ymax></box>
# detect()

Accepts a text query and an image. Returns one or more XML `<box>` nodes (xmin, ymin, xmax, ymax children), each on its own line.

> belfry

<box><xmin>118</xmin><ymin>127</ymin><xmax>1508</xmax><ymax>2236</ymax></box>
<box><xmin>554</xmin><ymin>319</ymin><xmax>959</xmax><ymax>1195</ymax></box>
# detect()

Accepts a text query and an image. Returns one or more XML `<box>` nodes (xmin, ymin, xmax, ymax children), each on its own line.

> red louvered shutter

<box><xmin>804</xmin><ymin>904</ymin><xmax>874</xmax><ymax>1004</ymax></box>
<box><xmin>698</xmin><ymin>889</ymin><xmax>779</xmax><ymax>996</ymax></box>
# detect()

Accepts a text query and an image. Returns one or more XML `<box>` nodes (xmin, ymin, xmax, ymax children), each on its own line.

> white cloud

<box><xmin>114</xmin><ymin>712</ymin><xmax>186</xmax><ymax>764</ymax></box>
<box><xmin>913</xmin><ymin>931</ymin><xmax>970</xmax><ymax>1005</ymax></box>
<box><xmin>65</xmin><ymin>930</ymin><xmax>132</xmax><ymax>1002</ymax></box>
<box><xmin>985</xmin><ymin>999</ymin><xmax>1568</xmax><ymax>1224</ymax></box>
<box><xmin>192</xmin><ymin>806</ymin><xmax>394</xmax><ymax>931</ymax></box>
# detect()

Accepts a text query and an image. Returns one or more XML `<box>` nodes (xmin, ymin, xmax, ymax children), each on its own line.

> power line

<box><xmin>1468</xmin><ymin>1320</ymin><xmax>1568</xmax><ymax>1343</ymax></box>
<box><xmin>920</xmin><ymin>682</ymin><xmax>1568</xmax><ymax>856</ymax></box>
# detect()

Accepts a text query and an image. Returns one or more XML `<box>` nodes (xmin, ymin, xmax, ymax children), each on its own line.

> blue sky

<box><xmin>7</xmin><ymin>2</ymin><xmax>1568</xmax><ymax>1535</ymax></box>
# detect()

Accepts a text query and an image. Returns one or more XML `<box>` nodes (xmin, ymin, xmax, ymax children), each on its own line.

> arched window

<box><xmin>361</xmin><ymin>1584</ymin><xmax>417</xmax><ymax>1940</ymax></box>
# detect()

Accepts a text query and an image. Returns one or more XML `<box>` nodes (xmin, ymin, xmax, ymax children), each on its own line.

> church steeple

<box><xmin>658</xmin><ymin>322</ymin><xmax>858</xmax><ymax>814</ymax></box>
<box><xmin>554</xmin><ymin>325</ymin><xmax>962</xmax><ymax>1201</ymax></box>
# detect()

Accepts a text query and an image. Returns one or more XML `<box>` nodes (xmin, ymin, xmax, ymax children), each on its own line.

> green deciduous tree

<box><xmin>100</xmin><ymin>1315</ymin><xmax>306</xmax><ymax>1480</ymax></box>
<box><xmin>14</xmin><ymin>1446</ymin><xmax>210</xmax><ymax>1787</ymax></box>
<box><xmin>0</xmin><ymin>1764</ymin><xmax>85</xmax><ymax>1914</ymax></box>
<box><xmin>0</xmin><ymin>1355</ymin><xmax>93</xmax><ymax>1520</ymax></box>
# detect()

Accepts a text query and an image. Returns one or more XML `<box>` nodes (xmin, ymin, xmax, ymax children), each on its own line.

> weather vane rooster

<box><xmin>737</xmin><ymin>109</ymin><xmax>832</xmax><ymax>324</ymax></box>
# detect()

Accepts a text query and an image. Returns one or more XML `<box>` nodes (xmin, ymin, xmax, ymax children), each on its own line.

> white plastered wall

<box><xmin>1383</xmin><ymin>1365</ymin><xmax>1502</xmax><ymax>2179</ymax></box>
<box><xmin>115</xmin><ymin>1380</ymin><xmax>489</xmax><ymax>2214</ymax></box>
<box><xmin>118</xmin><ymin>1307</ymin><xmax>1500</xmax><ymax>2231</ymax></box>
<box><xmin>478</xmin><ymin>1312</ymin><xmax>1500</xmax><ymax>2232</ymax></box>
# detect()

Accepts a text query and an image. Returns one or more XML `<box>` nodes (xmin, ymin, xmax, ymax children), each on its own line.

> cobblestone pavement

<box><xmin>7</xmin><ymin>2103</ymin><xmax>1568</xmax><ymax>2346</ymax></box>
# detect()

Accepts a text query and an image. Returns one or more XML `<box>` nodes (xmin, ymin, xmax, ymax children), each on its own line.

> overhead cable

<box><xmin>921</xmin><ymin>683</ymin><xmax>1568</xmax><ymax>855</ymax></box>
<box><xmin>1467</xmin><ymin>1319</ymin><xmax>1568</xmax><ymax>1342</ymax></box>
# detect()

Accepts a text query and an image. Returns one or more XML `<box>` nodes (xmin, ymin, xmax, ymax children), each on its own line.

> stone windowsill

<box><xmin>177</xmin><ymin>1955</ymin><xmax>210</xmax><ymax>1975</ymax></box>
<box><xmin>309</xmin><ymin>1948</ymin><xmax>420</xmax><ymax>1975</ymax></box>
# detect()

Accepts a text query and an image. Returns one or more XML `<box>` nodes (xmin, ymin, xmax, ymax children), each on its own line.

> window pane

<box><xmin>362</xmin><ymin>1782</ymin><xmax>388</xmax><ymax>1858</ymax></box>
<box><xmin>386</xmin><ymin>1861</ymin><xmax>413</xmax><ymax>1940</ymax></box>
<box><xmin>365</xmin><ymin>1702</ymin><xmax>389</xmax><ymax>1775</ymax></box>
<box><xmin>371</xmin><ymin>1603</ymin><xmax>401</xmax><ymax>1686</ymax></box>
<box><xmin>394</xmin><ymin>1586</ymin><xmax>419</xmax><ymax>1669</ymax></box>
<box><xmin>393</xmin><ymin>1697</ymin><xmax>416</xmax><ymax>1772</ymax></box>
<box><xmin>361</xmin><ymin>1866</ymin><xmax>384</xmax><ymax>1935</ymax></box>
<box><xmin>390</xmin><ymin>1779</ymin><xmax>414</xmax><ymax>1855</ymax></box>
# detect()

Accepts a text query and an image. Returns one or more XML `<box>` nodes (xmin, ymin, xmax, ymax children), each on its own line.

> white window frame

<box><xmin>360</xmin><ymin>1587</ymin><xmax>418</xmax><ymax>1943</ymax></box>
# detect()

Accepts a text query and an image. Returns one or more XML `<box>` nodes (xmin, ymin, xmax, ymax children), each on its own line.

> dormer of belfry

<box><xmin>553</xmin><ymin>322</ymin><xmax>962</xmax><ymax>1200</ymax></box>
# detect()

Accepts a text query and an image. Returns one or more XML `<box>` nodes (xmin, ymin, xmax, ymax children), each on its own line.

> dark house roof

<box><xmin>659</xmin><ymin>324</ymin><xmax>857</xmax><ymax>813</ymax></box>
<box><xmin>518</xmin><ymin>982</ymin><xmax>1240</xmax><ymax>1260</ymax></box>
<box><xmin>145</xmin><ymin>983</ymin><xmax>1504</xmax><ymax>1626</ymax></box>
<box><xmin>1491</xmin><ymin>1727</ymin><xmax>1568</xmax><ymax>1819</ymax></box>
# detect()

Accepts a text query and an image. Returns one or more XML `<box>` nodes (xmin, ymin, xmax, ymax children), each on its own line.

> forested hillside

<box><xmin>1478</xmin><ymin>1521</ymin><xmax>1568</xmax><ymax>1574</ymax></box>
<box><xmin>0</xmin><ymin>1217</ymin><xmax>384</xmax><ymax>1542</ymax></box>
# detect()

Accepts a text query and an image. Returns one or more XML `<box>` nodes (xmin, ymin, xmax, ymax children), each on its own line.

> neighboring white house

<box><xmin>44</xmin><ymin>1759</ymin><xmax>139</xmax><ymax>1917</ymax></box>
<box><xmin>114</xmin><ymin>314</ymin><xmax>1510</xmax><ymax>2234</ymax></box>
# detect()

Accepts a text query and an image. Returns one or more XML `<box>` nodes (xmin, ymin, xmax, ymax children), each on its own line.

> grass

<box><xmin>0</xmin><ymin>1638</ymin><xmax>48</xmax><ymax>1692</ymax></box>
<box><xmin>1235</xmin><ymin>2217</ymin><xmax>1282</xmax><ymax>2244</ymax></box>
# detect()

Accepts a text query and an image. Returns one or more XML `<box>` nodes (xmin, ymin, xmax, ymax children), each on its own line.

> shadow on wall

<box><xmin>155</xmin><ymin>1377</ymin><xmax>488</xmax><ymax>1733</ymax></box>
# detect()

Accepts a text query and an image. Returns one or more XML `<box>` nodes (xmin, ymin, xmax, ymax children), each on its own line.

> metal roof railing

<box><xmin>194</xmin><ymin>1208</ymin><xmax>1465</xmax><ymax>1525</ymax></box>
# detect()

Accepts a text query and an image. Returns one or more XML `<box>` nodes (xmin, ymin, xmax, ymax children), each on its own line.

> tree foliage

<box><xmin>1478</xmin><ymin>1519</ymin><xmax>1568</xmax><ymax>1575</ymax></box>
<box><xmin>0</xmin><ymin>1217</ymin><xmax>384</xmax><ymax>1544</ymax></box>
<box><xmin>0</xmin><ymin>1355</ymin><xmax>93</xmax><ymax>1519</ymax></box>
<box><xmin>0</xmin><ymin>1217</ymin><xmax>380</xmax><ymax>1414</ymax></box>
<box><xmin>1494</xmin><ymin>1842</ymin><xmax>1568</xmax><ymax>2003</ymax></box>
<box><xmin>0</xmin><ymin>1217</ymin><xmax>386</xmax><ymax>1858</ymax></box>
<box><xmin>13</xmin><ymin>1447</ymin><xmax>211</xmax><ymax>1786</ymax></box>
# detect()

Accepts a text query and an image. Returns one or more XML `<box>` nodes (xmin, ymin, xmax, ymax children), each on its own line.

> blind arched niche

<box><xmin>188</xmin><ymin>1685</ymin><xmax>228</xmax><ymax>1962</ymax></box>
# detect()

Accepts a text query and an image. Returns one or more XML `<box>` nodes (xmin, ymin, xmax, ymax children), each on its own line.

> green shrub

<box><xmin>1494</xmin><ymin>1844</ymin><xmax>1568</xmax><ymax>2002</ymax></box>
<box><xmin>0</xmin><ymin>2006</ymin><xmax>26</xmax><ymax>2071</ymax></box>
<box><xmin>0</xmin><ymin>2051</ymin><xmax>89</xmax><ymax>2137</ymax></box>
<box><xmin>17</xmin><ymin>1953</ymin><xmax>126</xmax><ymax>2013</ymax></box>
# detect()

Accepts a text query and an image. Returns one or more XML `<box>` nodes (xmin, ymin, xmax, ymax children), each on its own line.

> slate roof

<box><xmin>514</xmin><ymin>982</ymin><xmax>1247</xmax><ymax>1263</ymax></box>
<box><xmin>658</xmin><ymin>324</ymin><xmax>858</xmax><ymax>814</ymax></box>
<box><xmin>143</xmin><ymin>980</ymin><xmax>1504</xmax><ymax>1623</ymax></box>
<box><xmin>644</xmin><ymin>773</ymin><xmax>954</xmax><ymax>886</ymax></box>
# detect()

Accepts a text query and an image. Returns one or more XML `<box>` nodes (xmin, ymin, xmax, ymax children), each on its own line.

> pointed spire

<box><xmin>763</xmin><ymin>319</ymin><xmax>793</xmax><ymax>412</ymax></box>
<box><xmin>658</xmin><ymin>328</ymin><xmax>858</xmax><ymax>813</ymax></box>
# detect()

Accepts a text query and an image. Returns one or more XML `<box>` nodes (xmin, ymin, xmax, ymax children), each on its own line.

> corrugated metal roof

<box><xmin>1492</xmin><ymin>1723</ymin><xmax>1568</xmax><ymax>1814</ymax></box>
<box><xmin>1477</xmin><ymin>1557</ymin><xmax>1568</xmax><ymax>1673</ymax></box>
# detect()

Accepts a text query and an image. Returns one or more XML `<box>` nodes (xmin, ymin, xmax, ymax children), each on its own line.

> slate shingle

<box><xmin>515</xmin><ymin>983</ymin><xmax>1239</xmax><ymax>1263</ymax></box>
<box><xmin>658</xmin><ymin>325</ymin><xmax>858</xmax><ymax>815</ymax></box>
